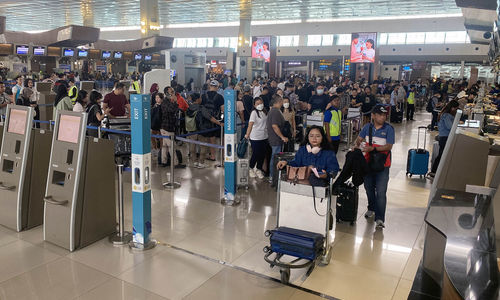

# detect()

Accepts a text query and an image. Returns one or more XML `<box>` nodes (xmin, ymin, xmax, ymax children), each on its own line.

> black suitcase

<box><xmin>269</xmin><ymin>227</ymin><xmax>324</xmax><ymax>261</ymax></box>
<box><xmin>335</xmin><ymin>184</ymin><xmax>359</xmax><ymax>225</ymax></box>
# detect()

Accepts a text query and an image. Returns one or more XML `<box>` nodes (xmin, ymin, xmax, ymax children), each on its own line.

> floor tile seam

<box><xmin>0</xmin><ymin>255</ymin><xmax>64</xmax><ymax>285</ymax></box>
<box><xmin>226</xmin><ymin>237</ymin><xmax>262</xmax><ymax>264</ymax></box>
<box><xmin>157</xmin><ymin>241</ymin><xmax>340</xmax><ymax>300</ymax></box>
<box><xmin>0</xmin><ymin>238</ymin><xmax>20</xmax><ymax>252</ymax></box>
<box><xmin>67</xmin><ymin>243</ymin><xmax>170</xmax><ymax>278</ymax></box>
<box><xmin>70</xmin><ymin>276</ymin><xmax>170</xmax><ymax>300</ymax></box>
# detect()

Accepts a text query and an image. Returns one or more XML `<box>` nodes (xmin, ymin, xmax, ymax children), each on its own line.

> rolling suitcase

<box><xmin>237</xmin><ymin>159</ymin><xmax>249</xmax><ymax>189</ymax></box>
<box><xmin>406</xmin><ymin>126</ymin><xmax>430</xmax><ymax>178</ymax></box>
<box><xmin>269</xmin><ymin>227</ymin><xmax>324</xmax><ymax>261</ymax></box>
<box><xmin>335</xmin><ymin>183</ymin><xmax>359</xmax><ymax>225</ymax></box>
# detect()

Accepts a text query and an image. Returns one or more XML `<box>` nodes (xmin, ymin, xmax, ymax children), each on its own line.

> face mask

<box><xmin>317</xmin><ymin>89</ymin><xmax>324</xmax><ymax>95</ymax></box>
<box><xmin>306</xmin><ymin>144</ymin><xmax>321</xmax><ymax>154</ymax></box>
<box><xmin>283</xmin><ymin>103</ymin><xmax>290</xmax><ymax>109</ymax></box>
<box><xmin>256</xmin><ymin>104</ymin><xmax>264</xmax><ymax>111</ymax></box>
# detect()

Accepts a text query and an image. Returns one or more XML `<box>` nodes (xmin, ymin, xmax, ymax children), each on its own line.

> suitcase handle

<box><xmin>417</xmin><ymin>126</ymin><xmax>427</xmax><ymax>150</ymax></box>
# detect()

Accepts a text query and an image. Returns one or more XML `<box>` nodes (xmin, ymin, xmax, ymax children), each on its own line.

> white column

<box><xmin>460</xmin><ymin>60</ymin><xmax>465</xmax><ymax>79</ymax></box>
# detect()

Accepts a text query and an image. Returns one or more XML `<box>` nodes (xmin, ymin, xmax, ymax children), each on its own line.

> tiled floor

<box><xmin>0</xmin><ymin>112</ymin><xmax>434</xmax><ymax>300</ymax></box>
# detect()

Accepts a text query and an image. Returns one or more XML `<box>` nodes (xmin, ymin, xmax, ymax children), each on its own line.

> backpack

<box><xmin>185</xmin><ymin>110</ymin><xmax>198</xmax><ymax>132</ymax></box>
<box><xmin>426</xmin><ymin>97</ymin><xmax>434</xmax><ymax>113</ymax></box>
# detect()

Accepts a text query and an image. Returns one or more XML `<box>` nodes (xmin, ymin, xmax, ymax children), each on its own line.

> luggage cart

<box><xmin>106</xmin><ymin>117</ymin><xmax>131</xmax><ymax>167</ymax></box>
<box><xmin>263</xmin><ymin>170</ymin><xmax>334</xmax><ymax>284</ymax></box>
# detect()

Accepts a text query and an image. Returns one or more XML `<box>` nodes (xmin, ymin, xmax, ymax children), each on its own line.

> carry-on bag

<box><xmin>272</xmin><ymin>152</ymin><xmax>296</xmax><ymax>187</ymax></box>
<box><xmin>269</xmin><ymin>227</ymin><xmax>324</xmax><ymax>261</ymax></box>
<box><xmin>406</xmin><ymin>126</ymin><xmax>430</xmax><ymax>177</ymax></box>
<box><xmin>335</xmin><ymin>183</ymin><xmax>359</xmax><ymax>224</ymax></box>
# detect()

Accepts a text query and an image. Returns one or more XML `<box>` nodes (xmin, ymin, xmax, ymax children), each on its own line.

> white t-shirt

<box><xmin>364</xmin><ymin>48</ymin><xmax>375</xmax><ymax>61</ymax></box>
<box><xmin>73</xmin><ymin>102</ymin><xmax>85</xmax><ymax>112</ymax></box>
<box><xmin>249</xmin><ymin>110</ymin><xmax>268</xmax><ymax>140</ymax></box>
<box><xmin>253</xmin><ymin>86</ymin><xmax>262</xmax><ymax>98</ymax></box>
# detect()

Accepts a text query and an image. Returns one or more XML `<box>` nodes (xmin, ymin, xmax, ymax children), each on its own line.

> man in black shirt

<box><xmin>202</xmin><ymin>80</ymin><xmax>225</xmax><ymax>161</ymax></box>
<box><xmin>361</xmin><ymin>86</ymin><xmax>377</xmax><ymax>126</ymax></box>
<box><xmin>307</xmin><ymin>83</ymin><xmax>330</xmax><ymax>114</ymax></box>
<box><xmin>260</xmin><ymin>86</ymin><xmax>271</xmax><ymax>109</ymax></box>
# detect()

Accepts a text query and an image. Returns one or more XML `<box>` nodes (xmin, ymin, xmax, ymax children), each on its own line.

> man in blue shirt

<box><xmin>355</xmin><ymin>104</ymin><xmax>395</xmax><ymax>229</ymax></box>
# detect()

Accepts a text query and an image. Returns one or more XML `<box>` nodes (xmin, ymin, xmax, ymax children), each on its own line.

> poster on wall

<box><xmin>350</xmin><ymin>32</ymin><xmax>377</xmax><ymax>63</ymax></box>
<box><xmin>251</xmin><ymin>36</ymin><xmax>271</xmax><ymax>62</ymax></box>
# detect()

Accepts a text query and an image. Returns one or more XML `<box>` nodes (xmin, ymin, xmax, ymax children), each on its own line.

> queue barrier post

<box><xmin>163</xmin><ymin>135</ymin><xmax>181</xmax><ymax>189</ymax></box>
<box><xmin>216</xmin><ymin>124</ymin><xmax>224</xmax><ymax>168</ymax></box>
<box><xmin>109</xmin><ymin>164</ymin><xmax>133</xmax><ymax>245</ymax></box>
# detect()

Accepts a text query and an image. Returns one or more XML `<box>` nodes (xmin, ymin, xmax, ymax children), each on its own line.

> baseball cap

<box><xmin>372</xmin><ymin>104</ymin><xmax>388</xmax><ymax>115</ymax></box>
<box><xmin>243</xmin><ymin>84</ymin><xmax>252</xmax><ymax>92</ymax></box>
<box><xmin>210</xmin><ymin>80</ymin><xmax>219</xmax><ymax>86</ymax></box>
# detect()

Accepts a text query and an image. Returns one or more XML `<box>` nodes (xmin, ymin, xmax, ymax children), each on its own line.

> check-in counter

<box><xmin>411</xmin><ymin>189</ymin><xmax>500</xmax><ymax>299</ymax></box>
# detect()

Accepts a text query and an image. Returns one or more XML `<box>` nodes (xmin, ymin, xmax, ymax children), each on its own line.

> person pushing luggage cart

<box><xmin>263</xmin><ymin>126</ymin><xmax>339</xmax><ymax>284</ymax></box>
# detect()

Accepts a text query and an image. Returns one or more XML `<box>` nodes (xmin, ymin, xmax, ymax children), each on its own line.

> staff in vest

<box><xmin>11</xmin><ymin>76</ymin><xmax>23</xmax><ymax>105</ymax></box>
<box><xmin>324</xmin><ymin>95</ymin><xmax>343</xmax><ymax>154</ymax></box>
<box><xmin>406</xmin><ymin>85</ymin><xmax>416</xmax><ymax>121</ymax></box>
<box><xmin>132</xmin><ymin>76</ymin><xmax>141</xmax><ymax>94</ymax></box>
<box><xmin>68</xmin><ymin>78</ymin><xmax>79</xmax><ymax>105</ymax></box>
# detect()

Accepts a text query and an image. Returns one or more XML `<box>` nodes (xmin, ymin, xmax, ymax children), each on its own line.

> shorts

<box><xmin>201</xmin><ymin>126</ymin><xmax>220</xmax><ymax>138</ymax></box>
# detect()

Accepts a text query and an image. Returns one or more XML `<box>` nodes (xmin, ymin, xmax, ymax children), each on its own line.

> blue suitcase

<box><xmin>269</xmin><ymin>227</ymin><xmax>324</xmax><ymax>261</ymax></box>
<box><xmin>406</xmin><ymin>126</ymin><xmax>429</xmax><ymax>177</ymax></box>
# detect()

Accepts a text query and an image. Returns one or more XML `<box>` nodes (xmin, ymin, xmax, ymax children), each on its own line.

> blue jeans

<box><xmin>363</xmin><ymin>167</ymin><xmax>390</xmax><ymax>222</ymax></box>
<box><xmin>269</xmin><ymin>145</ymin><xmax>282</xmax><ymax>179</ymax></box>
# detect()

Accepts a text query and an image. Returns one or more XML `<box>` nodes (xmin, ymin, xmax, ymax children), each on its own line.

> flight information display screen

<box><xmin>63</xmin><ymin>48</ymin><xmax>74</xmax><ymax>57</ymax></box>
<box><xmin>16</xmin><ymin>45</ymin><xmax>29</xmax><ymax>55</ymax></box>
<box><xmin>57</xmin><ymin>115</ymin><xmax>81</xmax><ymax>144</ymax></box>
<box><xmin>8</xmin><ymin>109</ymin><xmax>27</xmax><ymax>135</ymax></box>
<box><xmin>33</xmin><ymin>46</ymin><xmax>46</xmax><ymax>56</ymax></box>
<box><xmin>102</xmin><ymin>51</ymin><xmax>111</xmax><ymax>59</ymax></box>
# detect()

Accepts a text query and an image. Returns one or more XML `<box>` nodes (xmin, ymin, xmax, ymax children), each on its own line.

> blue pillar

<box><xmin>130</xmin><ymin>94</ymin><xmax>153</xmax><ymax>247</ymax></box>
<box><xmin>223</xmin><ymin>90</ymin><xmax>237</xmax><ymax>202</ymax></box>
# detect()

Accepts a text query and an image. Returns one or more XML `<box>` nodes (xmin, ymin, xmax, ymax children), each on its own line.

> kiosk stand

<box><xmin>43</xmin><ymin>110</ymin><xmax>116</xmax><ymax>251</ymax></box>
<box><xmin>0</xmin><ymin>105</ymin><xmax>52</xmax><ymax>231</ymax></box>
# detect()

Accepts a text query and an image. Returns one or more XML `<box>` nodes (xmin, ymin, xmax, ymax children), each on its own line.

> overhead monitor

<box><xmin>350</xmin><ymin>32</ymin><xmax>377</xmax><ymax>63</ymax></box>
<box><xmin>134</xmin><ymin>53</ymin><xmax>142</xmax><ymax>60</ymax></box>
<box><xmin>144</xmin><ymin>55</ymin><xmax>152</xmax><ymax>61</ymax></box>
<box><xmin>15</xmin><ymin>45</ymin><xmax>29</xmax><ymax>55</ymax></box>
<box><xmin>102</xmin><ymin>51</ymin><xmax>111</xmax><ymax>59</ymax></box>
<box><xmin>63</xmin><ymin>48</ymin><xmax>74</xmax><ymax>57</ymax></box>
<box><xmin>114</xmin><ymin>51</ymin><xmax>122</xmax><ymax>59</ymax></box>
<box><xmin>251</xmin><ymin>36</ymin><xmax>271</xmax><ymax>62</ymax></box>
<box><xmin>78</xmin><ymin>49</ymin><xmax>88</xmax><ymax>57</ymax></box>
<box><xmin>57</xmin><ymin>114</ymin><xmax>81</xmax><ymax>144</ymax></box>
<box><xmin>33</xmin><ymin>46</ymin><xmax>46</xmax><ymax>56</ymax></box>
<box><xmin>7</xmin><ymin>108</ymin><xmax>28</xmax><ymax>135</ymax></box>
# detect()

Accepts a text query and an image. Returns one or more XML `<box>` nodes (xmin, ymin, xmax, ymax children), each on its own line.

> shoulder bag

<box><xmin>368</xmin><ymin>124</ymin><xmax>389</xmax><ymax>173</ymax></box>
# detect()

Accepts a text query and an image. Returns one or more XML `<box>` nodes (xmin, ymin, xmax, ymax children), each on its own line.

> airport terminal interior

<box><xmin>0</xmin><ymin>0</ymin><xmax>500</xmax><ymax>300</ymax></box>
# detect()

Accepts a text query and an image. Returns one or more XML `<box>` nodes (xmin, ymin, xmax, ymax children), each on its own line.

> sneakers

<box><xmin>197</xmin><ymin>163</ymin><xmax>206</xmax><ymax>169</ymax></box>
<box><xmin>376</xmin><ymin>220</ymin><xmax>385</xmax><ymax>229</ymax></box>
<box><xmin>249</xmin><ymin>168</ymin><xmax>257</xmax><ymax>178</ymax></box>
<box><xmin>256</xmin><ymin>169</ymin><xmax>265</xmax><ymax>179</ymax></box>
<box><xmin>193</xmin><ymin>162</ymin><xmax>200</xmax><ymax>168</ymax></box>
<box><xmin>426</xmin><ymin>172</ymin><xmax>435</xmax><ymax>178</ymax></box>
<box><xmin>364</xmin><ymin>210</ymin><xmax>375</xmax><ymax>219</ymax></box>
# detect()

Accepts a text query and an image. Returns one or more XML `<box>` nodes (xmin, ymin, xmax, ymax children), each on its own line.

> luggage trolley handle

<box><xmin>44</xmin><ymin>196</ymin><xmax>69</xmax><ymax>206</ymax></box>
<box><xmin>0</xmin><ymin>182</ymin><xmax>15</xmax><ymax>190</ymax></box>
<box><xmin>417</xmin><ymin>126</ymin><xmax>427</xmax><ymax>150</ymax></box>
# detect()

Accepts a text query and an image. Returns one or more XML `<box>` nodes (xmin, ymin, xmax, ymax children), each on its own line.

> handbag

<box><xmin>237</xmin><ymin>138</ymin><xmax>248</xmax><ymax>158</ymax></box>
<box><xmin>368</xmin><ymin>124</ymin><xmax>389</xmax><ymax>173</ymax></box>
<box><xmin>286</xmin><ymin>166</ymin><xmax>311</xmax><ymax>185</ymax></box>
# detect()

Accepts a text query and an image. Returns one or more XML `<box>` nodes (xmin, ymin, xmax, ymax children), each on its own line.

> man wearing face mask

<box><xmin>267</xmin><ymin>94</ymin><xmax>288</xmax><ymax>183</ymax></box>
<box><xmin>307</xmin><ymin>84</ymin><xmax>329</xmax><ymax>114</ymax></box>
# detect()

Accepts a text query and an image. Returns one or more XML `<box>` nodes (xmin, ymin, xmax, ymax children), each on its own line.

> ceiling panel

<box><xmin>0</xmin><ymin>0</ymin><xmax>461</xmax><ymax>32</ymax></box>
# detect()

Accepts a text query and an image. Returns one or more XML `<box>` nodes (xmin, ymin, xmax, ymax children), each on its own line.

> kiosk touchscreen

<box><xmin>0</xmin><ymin>105</ymin><xmax>52</xmax><ymax>231</ymax></box>
<box><xmin>44</xmin><ymin>110</ymin><xmax>116</xmax><ymax>251</ymax></box>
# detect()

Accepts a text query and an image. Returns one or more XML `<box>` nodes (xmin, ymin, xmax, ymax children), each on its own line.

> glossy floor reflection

<box><xmin>0</xmin><ymin>112</ymin><xmax>434</xmax><ymax>300</ymax></box>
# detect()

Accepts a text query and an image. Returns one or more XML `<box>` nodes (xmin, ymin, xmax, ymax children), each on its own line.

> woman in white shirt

<box><xmin>73</xmin><ymin>90</ymin><xmax>88</xmax><ymax>112</ymax></box>
<box><xmin>244</xmin><ymin>97</ymin><xmax>268</xmax><ymax>179</ymax></box>
<box><xmin>363</xmin><ymin>39</ymin><xmax>375</xmax><ymax>63</ymax></box>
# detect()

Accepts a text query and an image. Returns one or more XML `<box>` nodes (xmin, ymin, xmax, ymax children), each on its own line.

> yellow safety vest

<box><xmin>407</xmin><ymin>92</ymin><xmax>415</xmax><ymax>105</ymax></box>
<box><xmin>327</xmin><ymin>109</ymin><xmax>342</xmax><ymax>137</ymax></box>
<box><xmin>133</xmin><ymin>81</ymin><xmax>141</xmax><ymax>94</ymax></box>
<box><xmin>69</xmin><ymin>86</ymin><xmax>78</xmax><ymax>105</ymax></box>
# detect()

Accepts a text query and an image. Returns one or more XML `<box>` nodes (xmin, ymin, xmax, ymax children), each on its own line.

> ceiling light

<box><xmin>100</xmin><ymin>26</ymin><xmax>141</xmax><ymax>32</ymax></box>
<box><xmin>166</xmin><ymin>22</ymin><xmax>239</xmax><ymax>29</ymax></box>
<box><xmin>251</xmin><ymin>19</ymin><xmax>302</xmax><ymax>25</ymax></box>
<box><xmin>24</xmin><ymin>30</ymin><xmax>49</xmax><ymax>34</ymax></box>
<box><xmin>306</xmin><ymin>13</ymin><xmax>463</xmax><ymax>23</ymax></box>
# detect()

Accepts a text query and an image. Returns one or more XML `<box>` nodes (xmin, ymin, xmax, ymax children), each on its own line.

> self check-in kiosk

<box><xmin>0</xmin><ymin>105</ymin><xmax>52</xmax><ymax>231</ymax></box>
<box><xmin>43</xmin><ymin>110</ymin><xmax>116</xmax><ymax>251</ymax></box>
